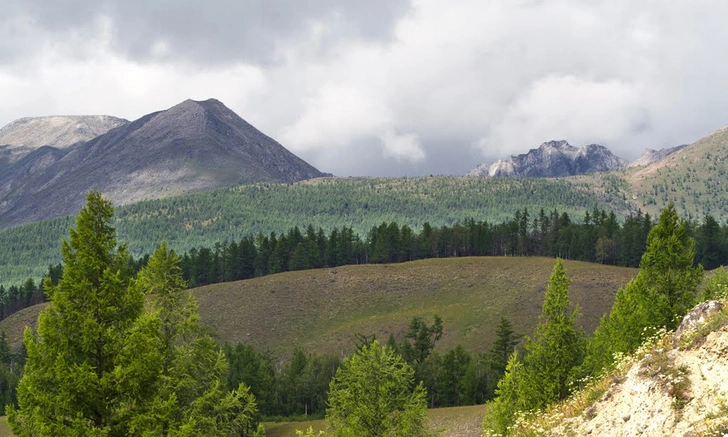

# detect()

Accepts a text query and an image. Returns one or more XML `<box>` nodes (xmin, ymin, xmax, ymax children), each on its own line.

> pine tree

<box><xmin>8</xmin><ymin>191</ymin><xmax>160</xmax><ymax>436</ymax></box>
<box><xmin>482</xmin><ymin>352</ymin><xmax>523</xmax><ymax>436</ymax></box>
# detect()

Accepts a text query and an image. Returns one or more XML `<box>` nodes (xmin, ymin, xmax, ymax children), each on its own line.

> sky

<box><xmin>1</xmin><ymin>0</ymin><xmax>728</xmax><ymax>177</ymax></box>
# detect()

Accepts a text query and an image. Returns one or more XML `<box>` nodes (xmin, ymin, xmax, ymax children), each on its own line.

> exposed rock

<box><xmin>549</xmin><ymin>301</ymin><xmax>728</xmax><ymax>436</ymax></box>
<box><xmin>0</xmin><ymin>98</ymin><xmax>328</xmax><ymax>229</ymax></box>
<box><xmin>674</xmin><ymin>300</ymin><xmax>723</xmax><ymax>343</ymax></box>
<box><xmin>466</xmin><ymin>140</ymin><xmax>628</xmax><ymax>178</ymax></box>
<box><xmin>628</xmin><ymin>145</ymin><xmax>688</xmax><ymax>167</ymax></box>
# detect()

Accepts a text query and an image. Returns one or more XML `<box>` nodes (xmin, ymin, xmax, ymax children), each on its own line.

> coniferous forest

<box><xmin>3</xmin><ymin>205</ymin><xmax>726</xmax><ymax>324</ymax></box>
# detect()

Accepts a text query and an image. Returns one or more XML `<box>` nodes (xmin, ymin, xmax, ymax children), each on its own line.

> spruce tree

<box><xmin>8</xmin><ymin>191</ymin><xmax>160</xmax><ymax>436</ymax></box>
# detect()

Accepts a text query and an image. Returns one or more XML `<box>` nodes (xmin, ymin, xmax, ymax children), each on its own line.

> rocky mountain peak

<box><xmin>467</xmin><ymin>140</ymin><xmax>628</xmax><ymax>178</ymax></box>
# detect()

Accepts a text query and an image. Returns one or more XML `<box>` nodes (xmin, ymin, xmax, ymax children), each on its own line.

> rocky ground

<box><xmin>550</xmin><ymin>301</ymin><xmax>728</xmax><ymax>436</ymax></box>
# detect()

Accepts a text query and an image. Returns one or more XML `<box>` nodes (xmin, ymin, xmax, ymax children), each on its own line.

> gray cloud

<box><xmin>1</xmin><ymin>0</ymin><xmax>728</xmax><ymax>177</ymax></box>
<box><xmin>1</xmin><ymin>0</ymin><xmax>410</xmax><ymax>65</ymax></box>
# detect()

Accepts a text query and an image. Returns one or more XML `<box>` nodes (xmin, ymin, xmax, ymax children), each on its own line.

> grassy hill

<box><xmin>0</xmin><ymin>176</ymin><xmax>631</xmax><ymax>286</ymax></box>
<box><xmin>0</xmin><ymin>257</ymin><xmax>637</xmax><ymax>357</ymax></box>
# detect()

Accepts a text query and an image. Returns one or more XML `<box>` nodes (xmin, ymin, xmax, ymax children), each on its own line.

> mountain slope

<box><xmin>0</xmin><ymin>257</ymin><xmax>637</xmax><ymax>357</ymax></box>
<box><xmin>0</xmin><ymin>176</ymin><xmax>634</xmax><ymax>286</ymax></box>
<box><xmin>625</xmin><ymin>125</ymin><xmax>728</xmax><ymax>221</ymax></box>
<box><xmin>0</xmin><ymin>99</ymin><xmax>326</xmax><ymax>229</ymax></box>
<box><xmin>0</xmin><ymin>115</ymin><xmax>127</xmax><ymax>170</ymax></box>
<box><xmin>628</xmin><ymin>144</ymin><xmax>687</xmax><ymax>168</ymax></box>
<box><xmin>467</xmin><ymin>141</ymin><xmax>628</xmax><ymax>177</ymax></box>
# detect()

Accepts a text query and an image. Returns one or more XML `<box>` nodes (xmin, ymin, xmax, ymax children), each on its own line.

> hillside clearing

<box><xmin>0</xmin><ymin>257</ymin><xmax>636</xmax><ymax>358</ymax></box>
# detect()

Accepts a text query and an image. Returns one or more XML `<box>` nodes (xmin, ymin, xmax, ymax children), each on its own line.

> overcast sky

<box><xmin>1</xmin><ymin>0</ymin><xmax>727</xmax><ymax>176</ymax></box>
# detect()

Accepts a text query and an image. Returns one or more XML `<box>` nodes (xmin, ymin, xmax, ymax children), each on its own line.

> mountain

<box><xmin>624</xmin><ymin>125</ymin><xmax>728</xmax><ymax>221</ymax></box>
<box><xmin>0</xmin><ymin>98</ymin><xmax>327</xmax><ymax>229</ymax></box>
<box><xmin>466</xmin><ymin>140</ymin><xmax>629</xmax><ymax>177</ymax></box>
<box><xmin>0</xmin><ymin>115</ymin><xmax>127</xmax><ymax>171</ymax></box>
<box><xmin>628</xmin><ymin>144</ymin><xmax>687</xmax><ymax>167</ymax></box>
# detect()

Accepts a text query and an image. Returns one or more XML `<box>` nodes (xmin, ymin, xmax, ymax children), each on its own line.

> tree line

<box><xmin>221</xmin><ymin>314</ymin><xmax>521</xmax><ymax>421</ymax></box>
<box><xmin>3</xmin><ymin>206</ymin><xmax>727</xmax><ymax>322</ymax></box>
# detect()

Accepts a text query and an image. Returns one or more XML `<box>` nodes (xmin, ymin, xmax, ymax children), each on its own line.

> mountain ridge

<box><xmin>0</xmin><ymin>98</ymin><xmax>327</xmax><ymax>229</ymax></box>
<box><xmin>467</xmin><ymin>140</ymin><xmax>688</xmax><ymax>178</ymax></box>
<box><xmin>467</xmin><ymin>140</ymin><xmax>629</xmax><ymax>177</ymax></box>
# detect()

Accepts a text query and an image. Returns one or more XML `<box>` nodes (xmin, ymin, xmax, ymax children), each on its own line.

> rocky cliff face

<box><xmin>467</xmin><ymin>140</ymin><xmax>629</xmax><ymax>177</ymax></box>
<box><xmin>0</xmin><ymin>99</ymin><xmax>327</xmax><ymax>229</ymax></box>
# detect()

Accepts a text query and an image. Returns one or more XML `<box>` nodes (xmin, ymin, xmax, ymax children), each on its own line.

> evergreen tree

<box><xmin>518</xmin><ymin>259</ymin><xmax>585</xmax><ymax>410</ymax></box>
<box><xmin>640</xmin><ymin>204</ymin><xmax>703</xmax><ymax>328</ymax></box>
<box><xmin>130</xmin><ymin>243</ymin><xmax>258</xmax><ymax>436</ymax></box>
<box><xmin>9</xmin><ymin>191</ymin><xmax>158</xmax><ymax>436</ymax></box>
<box><xmin>488</xmin><ymin>317</ymin><xmax>520</xmax><ymax>378</ymax></box>
<box><xmin>583</xmin><ymin>204</ymin><xmax>703</xmax><ymax>376</ymax></box>
<box><xmin>327</xmin><ymin>341</ymin><xmax>429</xmax><ymax>437</ymax></box>
<box><xmin>482</xmin><ymin>352</ymin><xmax>523</xmax><ymax>436</ymax></box>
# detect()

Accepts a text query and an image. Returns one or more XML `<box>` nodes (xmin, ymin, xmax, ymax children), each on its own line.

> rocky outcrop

<box><xmin>0</xmin><ymin>99</ymin><xmax>328</xmax><ymax>229</ymax></box>
<box><xmin>549</xmin><ymin>301</ymin><xmax>728</xmax><ymax>436</ymax></box>
<box><xmin>467</xmin><ymin>141</ymin><xmax>629</xmax><ymax>178</ymax></box>
<box><xmin>628</xmin><ymin>144</ymin><xmax>687</xmax><ymax>168</ymax></box>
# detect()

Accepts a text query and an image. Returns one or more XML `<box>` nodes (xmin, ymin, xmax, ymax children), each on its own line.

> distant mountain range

<box><xmin>466</xmin><ymin>141</ymin><xmax>685</xmax><ymax>178</ymax></box>
<box><xmin>0</xmin><ymin>99</ymin><xmax>327</xmax><ymax>229</ymax></box>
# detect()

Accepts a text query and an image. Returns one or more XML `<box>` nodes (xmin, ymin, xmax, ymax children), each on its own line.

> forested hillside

<box><xmin>0</xmin><ymin>176</ymin><xmax>631</xmax><ymax>285</ymax></box>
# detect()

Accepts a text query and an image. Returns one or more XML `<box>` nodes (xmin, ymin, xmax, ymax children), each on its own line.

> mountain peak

<box><xmin>467</xmin><ymin>141</ymin><xmax>628</xmax><ymax>178</ymax></box>
<box><xmin>0</xmin><ymin>98</ymin><xmax>327</xmax><ymax>229</ymax></box>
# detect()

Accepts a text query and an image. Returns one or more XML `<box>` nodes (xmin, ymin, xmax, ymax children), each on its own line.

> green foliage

<box><xmin>8</xmin><ymin>191</ymin><xmax>151</xmax><ymax>435</ymax></box>
<box><xmin>0</xmin><ymin>176</ymin><xmax>632</xmax><ymax>286</ymax></box>
<box><xmin>296</xmin><ymin>426</ymin><xmax>326</xmax><ymax>436</ymax></box>
<box><xmin>483</xmin><ymin>260</ymin><xmax>585</xmax><ymax>435</ymax></box>
<box><xmin>326</xmin><ymin>340</ymin><xmax>430</xmax><ymax>437</ymax></box>
<box><xmin>583</xmin><ymin>203</ymin><xmax>704</xmax><ymax>378</ymax></box>
<box><xmin>518</xmin><ymin>259</ymin><xmax>585</xmax><ymax>410</ymax></box>
<box><xmin>487</xmin><ymin>317</ymin><xmax>521</xmax><ymax>384</ymax></box>
<box><xmin>0</xmin><ymin>331</ymin><xmax>23</xmax><ymax>414</ymax></box>
<box><xmin>640</xmin><ymin>204</ymin><xmax>703</xmax><ymax>328</ymax></box>
<box><xmin>701</xmin><ymin>267</ymin><xmax>728</xmax><ymax>301</ymax></box>
<box><xmin>399</xmin><ymin>315</ymin><xmax>443</xmax><ymax>365</ymax></box>
<box><xmin>482</xmin><ymin>352</ymin><xmax>523</xmax><ymax>436</ymax></box>
<box><xmin>129</xmin><ymin>243</ymin><xmax>259</xmax><ymax>436</ymax></box>
<box><xmin>8</xmin><ymin>193</ymin><xmax>258</xmax><ymax>436</ymax></box>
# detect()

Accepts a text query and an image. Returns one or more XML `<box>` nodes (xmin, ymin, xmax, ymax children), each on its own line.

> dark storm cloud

<box><xmin>1</xmin><ymin>0</ymin><xmax>410</xmax><ymax>65</ymax></box>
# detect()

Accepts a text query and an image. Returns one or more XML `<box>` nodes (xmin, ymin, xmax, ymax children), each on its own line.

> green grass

<box><xmin>0</xmin><ymin>257</ymin><xmax>637</xmax><ymax>357</ymax></box>
<box><xmin>0</xmin><ymin>417</ymin><xmax>11</xmax><ymax>437</ymax></box>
